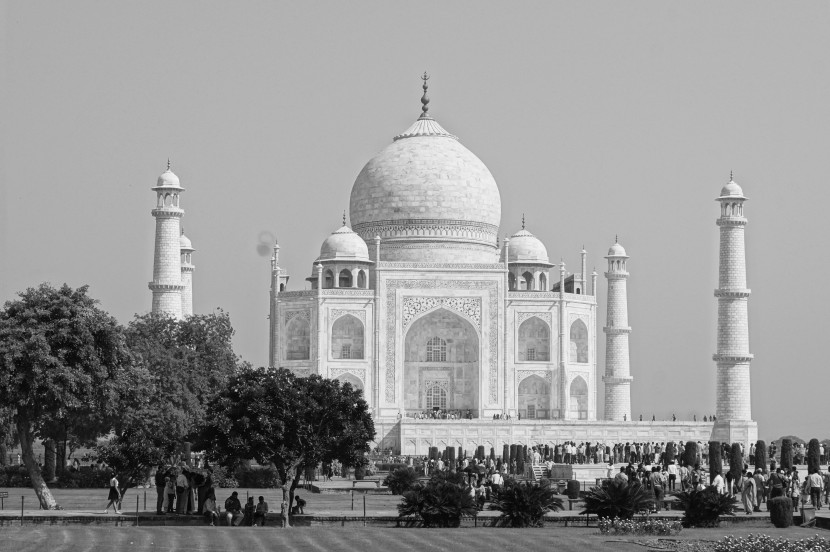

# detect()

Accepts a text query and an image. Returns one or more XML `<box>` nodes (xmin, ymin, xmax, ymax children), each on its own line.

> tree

<box><xmin>398</xmin><ymin>472</ymin><xmax>476</xmax><ymax>527</ymax></box>
<box><xmin>197</xmin><ymin>368</ymin><xmax>374</xmax><ymax>527</ymax></box>
<box><xmin>97</xmin><ymin>311</ymin><xmax>239</xmax><ymax>492</ymax></box>
<box><xmin>729</xmin><ymin>443</ymin><xmax>743</xmax><ymax>484</ymax></box>
<box><xmin>780</xmin><ymin>439</ymin><xmax>793</xmax><ymax>470</ymax></box>
<box><xmin>808</xmin><ymin>439</ymin><xmax>821</xmax><ymax>474</ymax></box>
<box><xmin>490</xmin><ymin>480</ymin><xmax>563</xmax><ymax>527</ymax></box>
<box><xmin>708</xmin><ymin>441</ymin><xmax>722</xmax><ymax>484</ymax></box>
<box><xmin>581</xmin><ymin>479</ymin><xmax>653</xmax><ymax>520</ymax></box>
<box><xmin>683</xmin><ymin>441</ymin><xmax>699</xmax><ymax>467</ymax></box>
<box><xmin>754</xmin><ymin>440</ymin><xmax>767</xmax><ymax>472</ymax></box>
<box><xmin>0</xmin><ymin>284</ymin><xmax>133</xmax><ymax>509</ymax></box>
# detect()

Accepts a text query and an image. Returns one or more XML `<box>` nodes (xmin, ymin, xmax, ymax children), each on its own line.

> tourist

<box><xmin>667</xmin><ymin>460</ymin><xmax>678</xmax><ymax>491</ymax></box>
<box><xmin>767</xmin><ymin>467</ymin><xmax>786</xmax><ymax>500</ymax></box>
<box><xmin>807</xmin><ymin>468</ymin><xmax>823</xmax><ymax>510</ymax></box>
<box><xmin>103</xmin><ymin>473</ymin><xmax>122</xmax><ymax>514</ymax></box>
<box><xmin>753</xmin><ymin>469</ymin><xmax>766</xmax><ymax>512</ymax></box>
<box><xmin>176</xmin><ymin>468</ymin><xmax>190</xmax><ymax>514</ymax></box>
<box><xmin>789</xmin><ymin>467</ymin><xmax>801</xmax><ymax>511</ymax></box>
<box><xmin>614</xmin><ymin>466</ymin><xmax>628</xmax><ymax>484</ymax></box>
<box><xmin>243</xmin><ymin>496</ymin><xmax>255</xmax><ymax>526</ymax></box>
<box><xmin>224</xmin><ymin>491</ymin><xmax>243</xmax><ymax>526</ymax></box>
<box><xmin>197</xmin><ymin>468</ymin><xmax>213</xmax><ymax>514</ymax></box>
<box><xmin>295</xmin><ymin>495</ymin><xmax>306</xmax><ymax>514</ymax></box>
<box><xmin>741</xmin><ymin>470</ymin><xmax>757</xmax><ymax>515</ymax></box>
<box><xmin>253</xmin><ymin>496</ymin><xmax>269</xmax><ymax>526</ymax></box>
<box><xmin>164</xmin><ymin>475</ymin><xmax>176</xmax><ymax>513</ymax></box>
<box><xmin>712</xmin><ymin>470</ymin><xmax>725</xmax><ymax>495</ymax></box>
<box><xmin>154</xmin><ymin>465</ymin><xmax>168</xmax><ymax>515</ymax></box>
<box><xmin>490</xmin><ymin>470</ymin><xmax>503</xmax><ymax>493</ymax></box>
<box><xmin>649</xmin><ymin>467</ymin><xmax>665</xmax><ymax>512</ymax></box>
<box><xmin>203</xmin><ymin>488</ymin><xmax>219</xmax><ymax>526</ymax></box>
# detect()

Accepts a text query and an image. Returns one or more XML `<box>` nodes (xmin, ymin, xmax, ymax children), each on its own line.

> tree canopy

<box><xmin>0</xmin><ymin>284</ymin><xmax>133</xmax><ymax>509</ymax></box>
<box><xmin>197</xmin><ymin>367</ymin><xmax>375</xmax><ymax>526</ymax></box>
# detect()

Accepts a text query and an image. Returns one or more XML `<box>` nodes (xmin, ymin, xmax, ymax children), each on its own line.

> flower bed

<box><xmin>597</xmin><ymin>517</ymin><xmax>682</xmax><ymax>536</ymax></box>
<box><xmin>713</xmin><ymin>534</ymin><xmax>830</xmax><ymax>552</ymax></box>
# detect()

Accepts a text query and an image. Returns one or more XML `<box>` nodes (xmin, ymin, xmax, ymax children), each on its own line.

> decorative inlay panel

<box><xmin>331</xmin><ymin>368</ymin><xmax>366</xmax><ymax>383</ymax></box>
<box><xmin>517</xmin><ymin>370</ymin><xmax>553</xmax><ymax>385</ymax></box>
<box><xmin>402</xmin><ymin>297</ymin><xmax>481</xmax><ymax>330</ymax></box>
<box><xmin>284</xmin><ymin>309</ymin><xmax>310</xmax><ymax>324</ymax></box>
<box><xmin>569</xmin><ymin>313</ymin><xmax>588</xmax><ymax>326</ymax></box>
<box><xmin>331</xmin><ymin>309</ymin><xmax>366</xmax><ymax>324</ymax></box>
<box><xmin>290</xmin><ymin>368</ymin><xmax>311</xmax><ymax>377</ymax></box>
<box><xmin>423</xmin><ymin>379</ymin><xmax>450</xmax><ymax>391</ymax></box>
<box><xmin>517</xmin><ymin>312</ymin><xmax>552</xmax><ymax>325</ymax></box>
<box><xmin>385</xmin><ymin>280</ymin><xmax>499</xmax><ymax>405</ymax></box>
<box><xmin>377</xmin><ymin>262</ymin><xmax>505</xmax><ymax>270</ymax></box>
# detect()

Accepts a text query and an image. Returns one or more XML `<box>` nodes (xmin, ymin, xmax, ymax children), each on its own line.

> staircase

<box><xmin>531</xmin><ymin>465</ymin><xmax>547</xmax><ymax>481</ymax></box>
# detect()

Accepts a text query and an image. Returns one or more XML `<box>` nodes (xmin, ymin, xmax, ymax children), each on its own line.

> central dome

<box><xmin>349</xmin><ymin>95</ymin><xmax>501</xmax><ymax>263</ymax></box>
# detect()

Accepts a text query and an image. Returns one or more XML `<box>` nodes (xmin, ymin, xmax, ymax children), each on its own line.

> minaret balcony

<box><xmin>716</xmin><ymin>217</ymin><xmax>747</xmax><ymax>227</ymax></box>
<box><xmin>602</xmin><ymin>375</ymin><xmax>633</xmax><ymax>384</ymax></box>
<box><xmin>148</xmin><ymin>282</ymin><xmax>185</xmax><ymax>291</ymax></box>
<box><xmin>151</xmin><ymin>208</ymin><xmax>184</xmax><ymax>217</ymax></box>
<box><xmin>712</xmin><ymin>353</ymin><xmax>754</xmax><ymax>362</ymax></box>
<box><xmin>603</xmin><ymin>326</ymin><xmax>631</xmax><ymax>335</ymax></box>
<box><xmin>714</xmin><ymin>289</ymin><xmax>751</xmax><ymax>298</ymax></box>
<box><xmin>604</xmin><ymin>271</ymin><xmax>629</xmax><ymax>279</ymax></box>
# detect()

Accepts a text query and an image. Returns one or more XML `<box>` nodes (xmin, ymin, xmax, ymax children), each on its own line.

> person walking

<box><xmin>154</xmin><ymin>465</ymin><xmax>167</xmax><ymax>515</ymax></box>
<box><xmin>104</xmin><ymin>474</ymin><xmax>122</xmax><ymax>514</ymax></box>
<box><xmin>741</xmin><ymin>470</ymin><xmax>757</xmax><ymax>515</ymax></box>
<box><xmin>808</xmin><ymin>469</ymin><xmax>823</xmax><ymax>510</ymax></box>
<box><xmin>176</xmin><ymin>468</ymin><xmax>189</xmax><ymax>515</ymax></box>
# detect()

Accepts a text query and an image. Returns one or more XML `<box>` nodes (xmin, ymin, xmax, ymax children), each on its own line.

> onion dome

<box><xmin>719</xmin><ymin>179</ymin><xmax>744</xmax><ymax>198</ymax></box>
<box><xmin>316</xmin><ymin>225</ymin><xmax>370</xmax><ymax>263</ymax></box>
<box><xmin>153</xmin><ymin>161</ymin><xmax>183</xmax><ymax>190</ymax></box>
<box><xmin>607</xmin><ymin>242</ymin><xmax>628</xmax><ymax>257</ymax></box>
<box><xmin>179</xmin><ymin>232</ymin><xmax>194</xmax><ymax>251</ymax></box>
<box><xmin>501</xmin><ymin>228</ymin><xmax>552</xmax><ymax>265</ymax></box>
<box><xmin>349</xmin><ymin>74</ymin><xmax>501</xmax><ymax>262</ymax></box>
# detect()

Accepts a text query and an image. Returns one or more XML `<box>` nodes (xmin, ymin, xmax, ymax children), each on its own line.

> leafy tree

<box><xmin>197</xmin><ymin>368</ymin><xmax>374</xmax><ymax>527</ymax></box>
<box><xmin>490</xmin><ymin>480</ymin><xmax>563</xmax><ymax>527</ymax></box>
<box><xmin>96</xmin><ymin>311</ymin><xmax>238</xmax><ymax>491</ymax></box>
<box><xmin>683</xmin><ymin>441</ymin><xmax>698</xmax><ymax>467</ymax></box>
<box><xmin>754</xmin><ymin>440</ymin><xmax>767</xmax><ymax>471</ymax></box>
<box><xmin>580</xmin><ymin>479</ymin><xmax>653</xmax><ymax>520</ymax></box>
<box><xmin>708</xmin><ymin>441</ymin><xmax>722</xmax><ymax>484</ymax></box>
<box><xmin>808</xmin><ymin>439</ymin><xmax>821</xmax><ymax>474</ymax></box>
<box><xmin>780</xmin><ymin>439</ymin><xmax>793</xmax><ymax>470</ymax></box>
<box><xmin>729</xmin><ymin>443</ymin><xmax>743</xmax><ymax>483</ymax></box>
<box><xmin>674</xmin><ymin>486</ymin><xmax>738</xmax><ymax>527</ymax></box>
<box><xmin>0</xmin><ymin>284</ymin><xmax>133</xmax><ymax>509</ymax></box>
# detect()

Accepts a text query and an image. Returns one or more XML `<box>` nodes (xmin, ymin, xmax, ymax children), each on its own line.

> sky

<box><xmin>2</xmin><ymin>1</ymin><xmax>829</xmax><ymax>442</ymax></box>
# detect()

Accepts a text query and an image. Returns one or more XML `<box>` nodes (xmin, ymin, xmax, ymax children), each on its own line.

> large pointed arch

<box><xmin>569</xmin><ymin>318</ymin><xmax>589</xmax><ymax>363</ymax></box>
<box><xmin>331</xmin><ymin>314</ymin><xmax>364</xmax><ymax>359</ymax></box>
<box><xmin>569</xmin><ymin>375</ymin><xmax>588</xmax><ymax>420</ymax></box>
<box><xmin>518</xmin><ymin>316</ymin><xmax>550</xmax><ymax>361</ymax></box>
<box><xmin>285</xmin><ymin>316</ymin><xmax>310</xmax><ymax>360</ymax></box>
<box><xmin>518</xmin><ymin>374</ymin><xmax>550</xmax><ymax>419</ymax></box>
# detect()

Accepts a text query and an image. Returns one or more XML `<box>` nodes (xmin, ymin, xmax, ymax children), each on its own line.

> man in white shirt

<box><xmin>808</xmin><ymin>470</ymin><xmax>824</xmax><ymax>510</ymax></box>
<box><xmin>712</xmin><ymin>470</ymin><xmax>726</xmax><ymax>495</ymax></box>
<box><xmin>667</xmin><ymin>460</ymin><xmax>679</xmax><ymax>491</ymax></box>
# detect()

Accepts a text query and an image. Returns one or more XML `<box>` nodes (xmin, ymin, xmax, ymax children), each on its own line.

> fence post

<box><xmin>351</xmin><ymin>490</ymin><xmax>354</xmax><ymax>511</ymax></box>
<box><xmin>143</xmin><ymin>490</ymin><xmax>146</xmax><ymax>511</ymax></box>
<box><xmin>363</xmin><ymin>494</ymin><xmax>366</xmax><ymax>526</ymax></box>
<box><xmin>135</xmin><ymin>494</ymin><xmax>139</xmax><ymax>527</ymax></box>
<box><xmin>20</xmin><ymin>496</ymin><xmax>24</xmax><ymax>526</ymax></box>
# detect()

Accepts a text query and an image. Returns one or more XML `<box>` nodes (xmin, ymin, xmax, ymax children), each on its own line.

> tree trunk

<box><xmin>16</xmin><ymin>417</ymin><xmax>58</xmax><ymax>510</ymax></box>
<box><xmin>56</xmin><ymin>439</ymin><xmax>67</xmax><ymax>476</ymax></box>
<box><xmin>0</xmin><ymin>442</ymin><xmax>7</xmax><ymax>467</ymax></box>
<box><xmin>43</xmin><ymin>439</ymin><xmax>56</xmax><ymax>481</ymax></box>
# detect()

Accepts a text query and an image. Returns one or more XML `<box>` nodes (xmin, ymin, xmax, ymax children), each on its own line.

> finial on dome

<box><xmin>730</xmin><ymin>170</ymin><xmax>733</xmax><ymax>182</ymax></box>
<box><xmin>419</xmin><ymin>72</ymin><xmax>431</xmax><ymax>120</ymax></box>
<box><xmin>615</xmin><ymin>234</ymin><xmax>618</xmax><ymax>243</ymax></box>
<box><xmin>167</xmin><ymin>158</ymin><xmax>171</xmax><ymax>171</ymax></box>
<box><xmin>181</xmin><ymin>227</ymin><xmax>184</xmax><ymax>236</ymax></box>
<box><xmin>521</xmin><ymin>213</ymin><xmax>525</xmax><ymax>230</ymax></box>
<box><xmin>343</xmin><ymin>210</ymin><xmax>346</xmax><ymax>226</ymax></box>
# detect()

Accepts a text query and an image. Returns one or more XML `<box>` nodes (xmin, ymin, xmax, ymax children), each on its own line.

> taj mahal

<box><xmin>146</xmin><ymin>76</ymin><xmax>758</xmax><ymax>455</ymax></box>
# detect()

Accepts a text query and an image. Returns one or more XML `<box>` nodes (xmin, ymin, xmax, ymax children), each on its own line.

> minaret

<box><xmin>180</xmin><ymin>229</ymin><xmax>195</xmax><ymax>317</ymax></box>
<box><xmin>149</xmin><ymin>162</ymin><xmax>184</xmax><ymax>319</ymax></box>
<box><xmin>268</xmin><ymin>241</ymin><xmax>284</xmax><ymax>368</ymax></box>
<box><xmin>603</xmin><ymin>239</ymin><xmax>633</xmax><ymax>421</ymax></box>
<box><xmin>712</xmin><ymin>176</ymin><xmax>757</xmax><ymax>446</ymax></box>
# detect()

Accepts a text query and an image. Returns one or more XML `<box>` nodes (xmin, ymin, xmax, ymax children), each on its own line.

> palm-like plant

<box><xmin>383</xmin><ymin>466</ymin><xmax>420</xmax><ymax>495</ymax></box>
<box><xmin>397</xmin><ymin>478</ymin><xmax>477</xmax><ymax>527</ymax></box>
<box><xmin>674</xmin><ymin>486</ymin><xmax>738</xmax><ymax>527</ymax></box>
<box><xmin>489</xmin><ymin>480</ymin><xmax>564</xmax><ymax>527</ymax></box>
<box><xmin>580</xmin><ymin>479</ymin><xmax>654</xmax><ymax>520</ymax></box>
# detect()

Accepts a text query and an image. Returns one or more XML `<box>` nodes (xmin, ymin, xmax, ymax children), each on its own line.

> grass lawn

<box><xmin>0</xmin><ymin>525</ymin><xmax>825</xmax><ymax>552</ymax></box>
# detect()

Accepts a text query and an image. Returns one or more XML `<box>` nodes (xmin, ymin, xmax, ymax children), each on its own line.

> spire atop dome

<box><xmin>343</xmin><ymin>210</ymin><xmax>346</xmax><ymax>226</ymax></box>
<box><xmin>522</xmin><ymin>213</ymin><xmax>525</xmax><ymax>230</ymax></box>
<box><xmin>420</xmin><ymin>72</ymin><xmax>431</xmax><ymax>120</ymax></box>
<box><xmin>167</xmin><ymin>158</ymin><xmax>171</xmax><ymax>171</ymax></box>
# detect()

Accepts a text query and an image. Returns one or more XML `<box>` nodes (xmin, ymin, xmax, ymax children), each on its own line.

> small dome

<box><xmin>501</xmin><ymin>228</ymin><xmax>551</xmax><ymax>264</ymax></box>
<box><xmin>316</xmin><ymin>225</ymin><xmax>370</xmax><ymax>262</ymax></box>
<box><xmin>156</xmin><ymin>169</ymin><xmax>181</xmax><ymax>188</ymax></box>
<box><xmin>607</xmin><ymin>242</ymin><xmax>627</xmax><ymax>257</ymax></box>
<box><xmin>720</xmin><ymin>179</ymin><xmax>744</xmax><ymax>198</ymax></box>
<box><xmin>179</xmin><ymin>233</ymin><xmax>193</xmax><ymax>250</ymax></box>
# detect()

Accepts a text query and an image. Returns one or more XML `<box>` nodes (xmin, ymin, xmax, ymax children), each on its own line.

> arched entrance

<box><xmin>518</xmin><ymin>375</ymin><xmax>550</xmax><ymax>419</ymax></box>
<box><xmin>569</xmin><ymin>376</ymin><xmax>588</xmax><ymax>420</ymax></box>
<box><xmin>336</xmin><ymin>372</ymin><xmax>363</xmax><ymax>393</ymax></box>
<box><xmin>403</xmin><ymin>308</ymin><xmax>479</xmax><ymax>417</ymax></box>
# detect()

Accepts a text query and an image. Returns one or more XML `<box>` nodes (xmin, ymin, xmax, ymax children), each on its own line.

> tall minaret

<box><xmin>712</xmin><ymin>176</ymin><xmax>756</xmax><ymax>446</ymax></box>
<box><xmin>180</xmin><ymin>229</ymin><xmax>195</xmax><ymax>317</ymax></box>
<box><xmin>148</xmin><ymin>163</ymin><xmax>184</xmax><ymax>319</ymax></box>
<box><xmin>603</xmin><ymin>239</ymin><xmax>633</xmax><ymax>421</ymax></box>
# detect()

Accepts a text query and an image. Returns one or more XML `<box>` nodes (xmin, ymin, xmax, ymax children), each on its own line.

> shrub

<box><xmin>664</xmin><ymin>442</ymin><xmax>676</xmax><ymax>468</ymax></box>
<box><xmin>674</xmin><ymin>486</ymin><xmax>738</xmax><ymax>527</ymax></box>
<box><xmin>708</xmin><ymin>441</ymin><xmax>722</xmax><ymax>484</ymax></box>
<box><xmin>598</xmin><ymin>517</ymin><xmax>682</xmax><ymax>536</ymax></box>
<box><xmin>489</xmin><ymin>480</ymin><xmax>563</xmax><ymax>527</ymax></box>
<box><xmin>211</xmin><ymin>466</ymin><xmax>239</xmax><ymax>488</ymax></box>
<box><xmin>581</xmin><ymin>479</ymin><xmax>654</xmax><ymax>520</ymax></box>
<box><xmin>52</xmin><ymin>467</ymin><xmax>113</xmax><ymax>489</ymax></box>
<box><xmin>780</xmin><ymin>439</ymin><xmax>793</xmax><ymax>470</ymax></box>
<box><xmin>808</xmin><ymin>439</ymin><xmax>821</xmax><ymax>474</ymax></box>
<box><xmin>729</xmin><ymin>443</ymin><xmax>743</xmax><ymax>483</ymax></box>
<box><xmin>754</xmin><ymin>440</ymin><xmax>767</xmax><ymax>471</ymax></box>
<box><xmin>683</xmin><ymin>441</ymin><xmax>698</xmax><ymax>467</ymax></box>
<box><xmin>397</xmin><ymin>474</ymin><xmax>476</xmax><ymax>527</ymax></box>
<box><xmin>384</xmin><ymin>466</ymin><xmax>420</xmax><ymax>495</ymax></box>
<box><xmin>768</xmin><ymin>496</ymin><xmax>793</xmax><ymax>528</ymax></box>
<box><xmin>566</xmin><ymin>480</ymin><xmax>581</xmax><ymax>499</ymax></box>
<box><xmin>233</xmin><ymin>465</ymin><xmax>281</xmax><ymax>488</ymax></box>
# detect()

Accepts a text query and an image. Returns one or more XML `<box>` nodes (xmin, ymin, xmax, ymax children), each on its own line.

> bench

<box><xmin>567</xmin><ymin>498</ymin><xmax>581</xmax><ymax>511</ymax></box>
<box><xmin>352</xmin><ymin>480</ymin><xmax>381</xmax><ymax>488</ymax></box>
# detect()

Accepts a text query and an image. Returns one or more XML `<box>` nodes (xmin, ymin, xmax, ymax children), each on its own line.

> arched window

<box><xmin>518</xmin><ymin>316</ymin><xmax>550</xmax><ymax>361</ymax></box>
<box><xmin>521</xmin><ymin>271</ymin><xmax>534</xmax><ymax>291</ymax></box>
<box><xmin>279</xmin><ymin>283</ymin><xmax>285</xmax><ymax>292</ymax></box>
<box><xmin>569</xmin><ymin>376</ymin><xmax>589</xmax><ymax>419</ymax></box>
<box><xmin>357</xmin><ymin>270</ymin><xmax>367</xmax><ymax>288</ymax></box>
<box><xmin>339</xmin><ymin>269</ymin><xmax>352</xmax><ymax>288</ymax></box>
<box><xmin>508</xmin><ymin>272</ymin><xmax>516</xmax><ymax>291</ymax></box>
<box><xmin>285</xmin><ymin>316</ymin><xmax>310</xmax><ymax>360</ymax></box>
<box><xmin>324</xmin><ymin>270</ymin><xmax>333</xmax><ymax>289</ymax></box>
<box><xmin>426</xmin><ymin>385</ymin><xmax>447</xmax><ymax>409</ymax></box>
<box><xmin>539</xmin><ymin>273</ymin><xmax>547</xmax><ymax>291</ymax></box>
<box><xmin>426</xmin><ymin>337</ymin><xmax>447</xmax><ymax>362</ymax></box>
<box><xmin>570</xmin><ymin>319</ymin><xmax>589</xmax><ymax>363</ymax></box>
<box><xmin>331</xmin><ymin>314</ymin><xmax>364</xmax><ymax>359</ymax></box>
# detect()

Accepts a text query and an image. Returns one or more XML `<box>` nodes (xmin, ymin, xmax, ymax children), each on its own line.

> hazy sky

<box><xmin>3</xmin><ymin>2</ymin><xmax>829</xmax><ymax>441</ymax></box>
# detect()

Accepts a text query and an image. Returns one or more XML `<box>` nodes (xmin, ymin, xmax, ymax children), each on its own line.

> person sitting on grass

<box><xmin>253</xmin><ymin>496</ymin><xmax>269</xmax><ymax>526</ymax></box>
<box><xmin>203</xmin><ymin>488</ymin><xmax>219</xmax><ymax>526</ymax></box>
<box><xmin>294</xmin><ymin>495</ymin><xmax>306</xmax><ymax>514</ymax></box>
<box><xmin>224</xmin><ymin>491</ymin><xmax>243</xmax><ymax>526</ymax></box>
